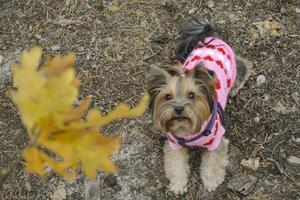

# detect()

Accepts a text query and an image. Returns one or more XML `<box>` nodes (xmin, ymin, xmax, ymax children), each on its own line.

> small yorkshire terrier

<box><xmin>147</xmin><ymin>17</ymin><xmax>252</xmax><ymax>194</ymax></box>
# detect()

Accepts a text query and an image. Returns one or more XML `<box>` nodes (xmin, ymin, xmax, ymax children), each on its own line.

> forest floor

<box><xmin>0</xmin><ymin>0</ymin><xmax>299</xmax><ymax>199</ymax></box>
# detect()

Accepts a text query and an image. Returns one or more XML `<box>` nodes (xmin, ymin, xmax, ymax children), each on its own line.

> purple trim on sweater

<box><xmin>170</xmin><ymin>100</ymin><xmax>224</xmax><ymax>146</ymax></box>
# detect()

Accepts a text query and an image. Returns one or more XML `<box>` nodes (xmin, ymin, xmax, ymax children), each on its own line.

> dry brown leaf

<box><xmin>272</xmin><ymin>101</ymin><xmax>297</xmax><ymax>114</ymax></box>
<box><xmin>51</xmin><ymin>184</ymin><xmax>66</xmax><ymax>200</ymax></box>
<box><xmin>107</xmin><ymin>4</ymin><xmax>119</xmax><ymax>12</ymax></box>
<box><xmin>254</xmin><ymin>20</ymin><xmax>282</xmax><ymax>37</ymax></box>
<box><xmin>262</xmin><ymin>20</ymin><xmax>282</xmax><ymax>36</ymax></box>
<box><xmin>241</xmin><ymin>157</ymin><xmax>260</xmax><ymax>171</ymax></box>
<box><xmin>250</xmin><ymin>27</ymin><xmax>259</xmax><ymax>41</ymax></box>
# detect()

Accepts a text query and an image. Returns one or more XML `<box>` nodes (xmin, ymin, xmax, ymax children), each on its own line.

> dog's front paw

<box><xmin>169</xmin><ymin>179</ymin><xmax>187</xmax><ymax>195</ymax></box>
<box><xmin>201</xmin><ymin>166</ymin><xmax>226</xmax><ymax>192</ymax></box>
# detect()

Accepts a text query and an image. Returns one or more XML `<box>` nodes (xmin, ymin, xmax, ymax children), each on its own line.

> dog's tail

<box><xmin>176</xmin><ymin>17</ymin><xmax>218</xmax><ymax>62</ymax></box>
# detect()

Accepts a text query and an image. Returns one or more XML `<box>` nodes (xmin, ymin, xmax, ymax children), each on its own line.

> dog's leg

<box><xmin>164</xmin><ymin>142</ymin><xmax>190</xmax><ymax>194</ymax></box>
<box><xmin>230</xmin><ymin>56</ymin><xmax>253</xmax><ymax>97</ymax></box>
<box><xmin>200</xmin><ymin>137</ymin><xmax>229</xmax><ymax>192</ymax></box>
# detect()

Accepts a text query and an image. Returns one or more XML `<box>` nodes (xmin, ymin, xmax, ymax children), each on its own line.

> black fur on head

<box><xmin>176</xmin><ymin>17</ymin><xmax>218</xmax><ymax>62</ymax></box>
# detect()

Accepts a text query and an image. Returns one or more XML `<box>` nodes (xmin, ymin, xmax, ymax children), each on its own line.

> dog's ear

<box><xmin>191</xmin><ymin>64</ymin><xmax>216</xmax><ymax>89</ymax></box>
<box><xmin>147</xmin><ymin>65</ymin><xmax>170</xmax><ymax>109</ymax></box>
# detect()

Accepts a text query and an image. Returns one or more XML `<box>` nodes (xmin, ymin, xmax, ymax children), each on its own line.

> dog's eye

<box><xmin>188</xmin><ymin>92</ymin><xmax>195</xmax><ymax>99</ymax></box>
<box><xmin>165</xmin><ymin>94</ymin><xmax>172</xmax><ymax>101</ymax></box>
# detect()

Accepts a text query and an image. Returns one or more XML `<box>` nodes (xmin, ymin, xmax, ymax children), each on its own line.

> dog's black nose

<box><xmin>174</xmin><ymin>106</ymin><xmax>184</xmax><ymax>115</ymax></box>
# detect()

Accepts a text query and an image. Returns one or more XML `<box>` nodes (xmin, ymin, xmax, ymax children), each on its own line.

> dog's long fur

<box><xmin>147</xmin><ymin>17</ymin><xmax>252</xmax><ymax>194</ymax></box>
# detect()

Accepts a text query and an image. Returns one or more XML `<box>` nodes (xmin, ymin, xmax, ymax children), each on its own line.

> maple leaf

<box><xmin>11</xmin><ymin>47</ymin><xmax>149</xmax><ymax>179</ymax></box>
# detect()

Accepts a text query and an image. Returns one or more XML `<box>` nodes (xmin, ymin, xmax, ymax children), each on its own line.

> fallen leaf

<box><xmin>107</xmin><ymin>4</ymin><xmax>119</xmax><ymax>12</ymax></box>
<box><xmin>249</xmin><ymin>27</ymin><xmax>259</xmax><ymax>41</ymax></box>
<box><xmin>272</xmin><ymin>101</ymin><xmax>297</xmax><ymax>114</ymax></box>
<box><xmin>11</xmin><ymin>47</ymin><xmax>149</xmax><ymax>179</ymax></box>
<box><xmin>262</xmin><ymin>20</ymin><xmax>282</xmax><ymax>36</ymax></box>
<box><xmin>253</xmin><ymin>20</ymin><xmax>282</xmax><ymax>37</ymax></box>
<box><xmin>241</xmin><ymin>157</ymin><xmax>260</xmax><ymax>171</ymax></box>
<box><xmin>51</xmin><ymin>184</ymin><xmax>66</xmax><ymax>200</ymax></box>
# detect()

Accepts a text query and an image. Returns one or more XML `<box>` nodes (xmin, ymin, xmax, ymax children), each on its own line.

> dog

<box><xmin>147</xmin><ymin>17</ymin><xmax>252</xmax><ymax>194</ymax></box>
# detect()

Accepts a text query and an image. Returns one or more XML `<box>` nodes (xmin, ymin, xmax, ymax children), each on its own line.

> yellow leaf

<box><xmin>44</xmin><ymin>53</ymin><xmax>76</xmax><ymax>76</ymax></box>
<box><xmin>40</xmin><ymin>130</ymin><xmax>120</xmax><ymax>178</ymax></box>
<box><xmin>11</xmin><ymin>48</ymin><xmax>78</xmax><ymax>130</ymax></box>
<box><xmin>23</xmin><ymin>147</ymin><xmax>46</xmax><ymax>176</ymax></box>
<box><xmin>12</xmin><ymin>47</ymin><xmax>149</xmax><ymax>180</ymax></box>
<box><xmin>61</xmin><ymin>99</ymin><xmax>91</xmax><ymax>123</ymax></box>
<box><xmin>86</xmin><ymin>93</ymin><xmax>149</xmax><ymax>127</ymax></box>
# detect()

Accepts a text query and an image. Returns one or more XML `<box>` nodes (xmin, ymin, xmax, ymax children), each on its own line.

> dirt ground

<box><xmin>0</xmin><ymin>0</ymin><xmax>299</xmax><ymax>199</ymax></box>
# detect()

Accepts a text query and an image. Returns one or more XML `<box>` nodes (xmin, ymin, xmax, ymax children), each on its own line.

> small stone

<box><xmin>262</xmin><ymin>94</ymin><xmax>271</xmax><ymax>101</ymax></box>
<box><xmin>228</xmin><ymin>173</ymin><xmax>257</xmax><ymax>196</ymax></box>
<box><xmin>296</xmin><ymin>7</ymin><xmax>300</xmax><ymax>13</ymax></box>
<box><xmin>188</xmin><ymin>7</ymin><xmax>197</xmax><ymax>14</ymax></box>
<box><xmin>256</xmin><ymin>75</ymin><xmax>266</xmax><ymax>85</ymax></box>
<box><xmin>291</xmin><ymin>92</ymin><xmax>299</xmax><ymax>105</ymax></box>
<box><xmin>78</xmin><ymin>46</ymin><xmax>85</xmax><ymax>52</ymax></box>
<box><xmin>281</xmin><ymin>57</ymin><xmax>286</xmax><ymax>64</ymax></box>
<box><xmin>51</xmin><ymin>45</ymin><xmax>61</xmax><ymax>51</ymax></box>
<box><xmin>254</xmin><ymin>116</ymin><xmax>260</xmax><ymax>123</ymax></box>
<box><xmin>293</xmin><ymin>137</ymin><xmax>300</xmax><ymax>143</ymax></box>
<box><xmin>287</xmin><ymin>156</ymin><xmax>300</xmax><ymax>165</ymax></box>
<box><xmin>0</xmin><ymin>55</ymin><xmax>3</xmax><ymax>65</ymax></box>
<box><xmin>35</xmin><ymin>34</ymin><xmax>42</xmax><ymax>39</ymax></box>
<box><xmin>259</xmin><ymin>51</ymin><xmax>267</xmax><ymax>56</ymax></box>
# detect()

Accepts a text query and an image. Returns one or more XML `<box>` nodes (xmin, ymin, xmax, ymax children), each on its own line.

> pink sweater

<box><xmin>167</xmin><ymin>37</ymin><xmax>236</xmax><ymax>151</ymax></box>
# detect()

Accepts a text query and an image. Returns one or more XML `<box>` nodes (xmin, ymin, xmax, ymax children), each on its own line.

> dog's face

<box><xmin>147</xmin><ymin>64</ymin><xmax>216</xmax><ymax>136</ymax></box>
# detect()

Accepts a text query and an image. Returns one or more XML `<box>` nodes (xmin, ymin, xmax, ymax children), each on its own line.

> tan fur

<box><xmin>147</xmin><ymin>57</ymin><xmax>251</xmax><ymax>194</ymax></box>
<box><xmin>150</xmin><ymin>65</ymin><xmax>213</xmax><ymax>136</ymax></box>
<box><xmin>164</xmin><ymin>142</ymin><xmax>190</xmax><ymax>194</ymax></box>
<box><xmin>200</xmin><ymin>137</ymin><xmax>229</xmax><ymax>191</ymax></box>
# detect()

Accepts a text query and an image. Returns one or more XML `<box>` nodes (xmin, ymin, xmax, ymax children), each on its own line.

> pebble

<box><xmin>296</xmin><ymin>7</ymin><xmax>300</xmax><ymax>13</ymax></box>
<box><xmin>291</xmin><ymin>92</ymin><xmax>299</xmax><ymax>105</ymax></box>
<box><xmin>78</xmin><ymin>46</ymin><xmax>85</xmax><ymax>52</ymax></box>
<box><xmin>259</xmin><ymin>51</ymin><xmax>268</xmax><ymax>56</ymax></box>
<box><xmin>51</xmin><ymin>45</ymin><xmax>61</xmax><ymax>51</ymax></box>
<box><xmin>35</xmin><ymin>34</ymin><xmax>42</xmax><ymax>39</ymax></box>
<box><xmin>254</xmin><ymin>116</ymin><xmax>260</xmax><ymax>123</ymax></box>
<box><xmin>188</xmin><ymin>7</ymin><xmax>197</xmax><ymax>14</ymax></box>
<box><xmin>0</xmin><ymin>55</ymin><xmax>3</xmax><ymax>65</ymax></box>
<box><xmin>287</xmin><ymin>156</ymin><xmax>300</xmax><ymax>165</ymax></box>
<box><xmin>293</xmin><ymin>137</ymin><xmax>300</xmax><ymax>143</ymax></box>
<box><xmin>228</xmin><ymin>173</ymin><xmax>257</xmax><ymax>195</ymax></box>
<box><xmin>256</xmin><ymin>75</ymin><xmax>266</xmax><ymax>85</ymax></box>
<box><xmin>262</xmin><ymin>93</ymin><xmax>271</xmax><ymax>101</ymax></box>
